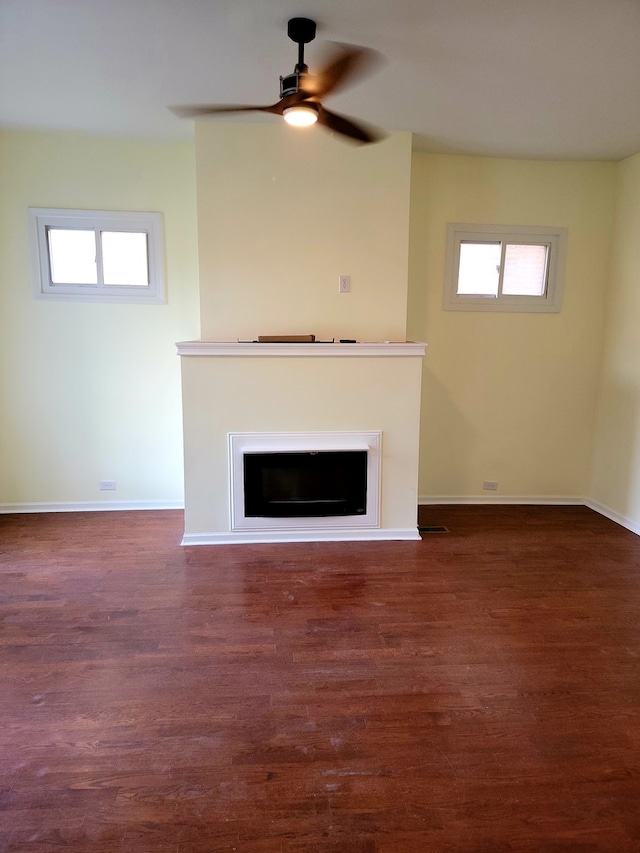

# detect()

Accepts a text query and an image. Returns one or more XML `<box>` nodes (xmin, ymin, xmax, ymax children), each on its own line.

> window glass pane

<box><xmin>457</xmin><ymin>242</ymin><xmax>500</xmax><ymax>296</ymax></box>
<box><xmin>502</xmin><ymin>244</ymin><xmax>548</xmax><ymax>296</ymax></box>
<box><xmin>48</xmin><ymin>229</ymin><xmax>97</xmax><ymax>284</ymax></box>
<box><xmin>101</xmin><ymin>231</ymin><xmax>149</xmax><ymax>286</ymax></box>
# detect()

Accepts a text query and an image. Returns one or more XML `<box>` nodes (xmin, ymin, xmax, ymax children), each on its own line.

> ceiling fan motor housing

<box><xmin>280</xmin><ymin>71</ymin><xmax>310</xmax><ymax>98</ymax></box>
<box><xmin>282</xmin><ymin>17</ymin><xmax>317</xmax><ymax>95</ymax></box>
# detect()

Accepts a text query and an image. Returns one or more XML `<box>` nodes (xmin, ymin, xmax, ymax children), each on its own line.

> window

<box><xmin>444</xmin><ymin>223</ymin><xmax>567</xmax><ymax>312</ymax></box>
<box><xmin>29</xmin><ymin>208</ymin><xmax>165</xmax><ymax>303</ymax></box>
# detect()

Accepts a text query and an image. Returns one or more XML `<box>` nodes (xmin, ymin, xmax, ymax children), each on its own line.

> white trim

<box><xmin>28</xmin><ymin>207</ymin><xmax>165</xmax><ymax>304</ymax></box>
<box><xmin>419</xmin><ymin>495</ymin><xmax>640</xmax><ymax>538</ymax></box>
<box><xmin>4</xmin><ymin>497</ymin><xmax>639</xmax><ymax>541</ymax></box>
<box><xmin>182</xmin><ymin>527</ymin><xmax>420</xmax><ymax>546</ymax></box>
<box><xmin>419</xmin><ymin>494</ymin><xmax>584</xmax><ymax>506</ymax></box>
<box><xmin>444</xmin><ymin>223</ymin><xmax>567</xmax><ymax>313</ymax></box>
<box><xmin>0</xmin><ymin>500</ymin><xmax>183</xmax><ymax>514</ymax></box>
<box><xmin>229</xmin><ymin>431</ymin><xmax>381</xmax><ymax>532</ymax></box>
<box><xmin>585</xmin><ymin>499</ymin><xmax>640</xmax><ymax>537</ymax></box>
<box><xmin>176</xmin><ymin>341</ymin><xmax>427</xmax><ymax>357</ymax></box>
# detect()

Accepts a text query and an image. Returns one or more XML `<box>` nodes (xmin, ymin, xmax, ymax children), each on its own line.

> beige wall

<box><xmin>0</xmin><ymin>129</ymin><xmax>200</xmax><ymax>508</ymax></box>
<box><xmin>194</xmin><ymin>123</ymin><xmax>413</xmax><ymax>342</ymax></box>
<box><xmin>590</xmin><ymin>152</ymin><xmax>640</xmax><ymax>528</ymax></box>
<box><xmin>4</xmin><ymin>123</ymin><xmax>639</xmax><ymax>530</ymax></box>
<box><xmin>407</xmin><ymin>153</ymin><xmax>616</xmax><ymax>501</ymax></box>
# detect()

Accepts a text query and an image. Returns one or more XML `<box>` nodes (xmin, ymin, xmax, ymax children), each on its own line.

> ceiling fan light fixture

<box><xmin>283</xmin><ymin>104</ymin><xmax>318</xmax><ymax>127</ymax></box>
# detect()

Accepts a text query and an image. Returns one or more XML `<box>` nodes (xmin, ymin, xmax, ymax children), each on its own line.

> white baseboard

<box><xmin>4</xmin><ymin>497</ymin><xmax>639</xmax><ymax>541</ymax></box>
<box><xmin>418</xmin><ymin>494</ymin><xmax>584</xmax><ymax>506</ymax></box>
<box><xmin>181</xmin><ymin>527</ymin><xmax>421</xmax><ymax>546</ymax></box>
<box><xmin>584</xmin><ymin>499</ymin><xmax>640</xmax><ymax>537</ymax></box>
<box><xmin>419</xmin><ymin>494</ymin><xmax>640</xmax><ymax>538</ymax></box>
<box><xmin>0</xmin><ymin>500</ymin><xmax>184</xmax><ymax>514</ymax></box>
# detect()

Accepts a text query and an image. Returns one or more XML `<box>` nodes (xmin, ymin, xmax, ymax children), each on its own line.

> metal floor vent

<box><xmin>418</xmin><ymin>525</ymin><xmax>450</xmax><ymax>533</ymax></box>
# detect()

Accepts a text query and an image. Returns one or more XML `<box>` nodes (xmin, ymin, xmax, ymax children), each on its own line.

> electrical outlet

<box><xmin>483</xmin><ymin>480</ymin><xmax>498</xmax><ymax>491</ymax></box>
<box><xmin>99</xmin><ymin>480</ymin><xmax>116</xmax><ymax>491</ymax></box>
<box><xmin>338</xmin><ymin>274</ymin><xmax>351</xmax><ymax>293</ymax></box>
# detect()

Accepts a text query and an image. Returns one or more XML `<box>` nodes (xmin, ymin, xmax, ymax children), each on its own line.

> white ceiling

<box><xmin>2</xmin><ymin>0</ymin><xmax>640</xmax><ymax>160</ymax></box>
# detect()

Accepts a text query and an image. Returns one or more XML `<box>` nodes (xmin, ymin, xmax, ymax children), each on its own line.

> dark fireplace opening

<box><xmin>243</xmin><ymin>450</ymin><xmax>367</xmax><ymax>518</ymax></box>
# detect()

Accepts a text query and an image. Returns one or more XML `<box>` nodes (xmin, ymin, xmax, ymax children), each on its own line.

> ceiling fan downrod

<box><xmin>288</xmin><ymin>17</ymin><xmax>316</xmax><ymax>73</ymax></box>
<box><xmin>280</xmin><ymin>18</ymin><xmax>316</xmax><ymax>98</ymax></box>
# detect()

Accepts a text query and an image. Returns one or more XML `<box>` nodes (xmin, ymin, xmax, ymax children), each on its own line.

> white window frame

<box><xmin>444</xmin><ymin>223</ymin><xmax>567</xmax><ymax>313</ymax></box>
<box><xmin>28</xmin><ymin>208</ymin><xmax>165</xmax><ymax>304</ymax></box>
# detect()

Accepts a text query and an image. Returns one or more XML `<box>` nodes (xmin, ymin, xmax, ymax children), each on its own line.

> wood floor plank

<box><xmin>2</xmin><ymin>506</ymin><xmax>640</xmax><ymax>851</ymax></box>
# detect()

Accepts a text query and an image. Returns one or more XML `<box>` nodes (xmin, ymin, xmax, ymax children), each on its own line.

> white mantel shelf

<box><xmin>176</xmin><ymin>341</ymin><xmax>427</xmax><ymax>357</ymax></box>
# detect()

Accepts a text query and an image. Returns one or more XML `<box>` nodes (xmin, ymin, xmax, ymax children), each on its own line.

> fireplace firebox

<box><xmin>243</xmin><ymin>450</ymin><xmax>367</xmax><ymax>518</ymax></box>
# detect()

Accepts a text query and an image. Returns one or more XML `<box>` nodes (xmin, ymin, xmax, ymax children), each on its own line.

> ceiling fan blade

<box><xmin>306</xmin><ymin>43</ymin><xmax>381</xmax><ymax>99</ymax></box>
<box><xmin>170</xmin><ymin>92</ymin><xmax>310</xmax><ymax>120</ymax></box>
<box><xmin>170</xmin><ymin>103</ymin><xmax>283</xmax><ymax>119</ymax></box>
<box><xmin>317</xmin><ymin>105</ymin><xmax>384</xmax><ymax>144</ymax></box>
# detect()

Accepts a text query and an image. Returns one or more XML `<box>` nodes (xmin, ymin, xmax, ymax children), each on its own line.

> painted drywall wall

<box><xmin>0</xmin><ymin>129</ymin><xmax>200</xmax><ymax>508</ymax></box>
<box><xmin>590</xmin><ymin>152</ymin><xmax>640</xmax><ymax>530</ymax></box>
<box><xmin>407</xmin><ymin>153</ymin><xmax>616</xmax><ymax>501</ymax></box>
<box><xmin>194</xmin><ymin>123</ymin><xmax>412</xmax><ymax>342</ymax></box>
<box><xmin>0</xmin><ymin>125</ymin><xmax>626</xmax><ymax>515</ymax></box>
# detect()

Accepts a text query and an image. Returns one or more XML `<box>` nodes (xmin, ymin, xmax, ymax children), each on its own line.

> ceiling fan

<box><xmin>171</xmin><ymin>17</ymin><xmax>384</xmax><ymax>144</ymax></box>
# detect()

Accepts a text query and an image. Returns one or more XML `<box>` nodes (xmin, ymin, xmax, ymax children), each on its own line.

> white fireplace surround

<box><xmin>177</xmin><ymin>340</ymin><xmax>426</xmax><ymax>545</ymax></box>
<box><xmin>229</xmin><ymin>431</ymin><xmax>382</xmax><ymax>535</ymax></box>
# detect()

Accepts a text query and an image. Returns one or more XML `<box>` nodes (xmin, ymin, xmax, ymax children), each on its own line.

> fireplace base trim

<box><xmin>181</xmin><ymin>527</ymin><xmax>421</xmax><ymax>546</ymax></box>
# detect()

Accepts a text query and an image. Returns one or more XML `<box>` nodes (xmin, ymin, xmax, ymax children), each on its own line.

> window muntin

<box><xmin>29</xmin><ymin>209</ymin><xmax>164</xmax><ymax>303</ymax></box>
<box><xmin>444</xmin><ymin>224</ymin><xmax>566</xmax><ymax>312</ymax></box>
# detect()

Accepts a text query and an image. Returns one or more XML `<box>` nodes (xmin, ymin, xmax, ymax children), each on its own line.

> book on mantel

<box><xmin>257</xmin><ymin>335</ymin><xmax>315</xmax><ymax>343</ymax></box>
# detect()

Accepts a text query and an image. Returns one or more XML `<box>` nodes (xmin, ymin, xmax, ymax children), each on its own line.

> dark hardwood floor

<box><xmin>2</xmin><ymin>505</ymin><xmax>640</xmax><ymax>852</ymax></box>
